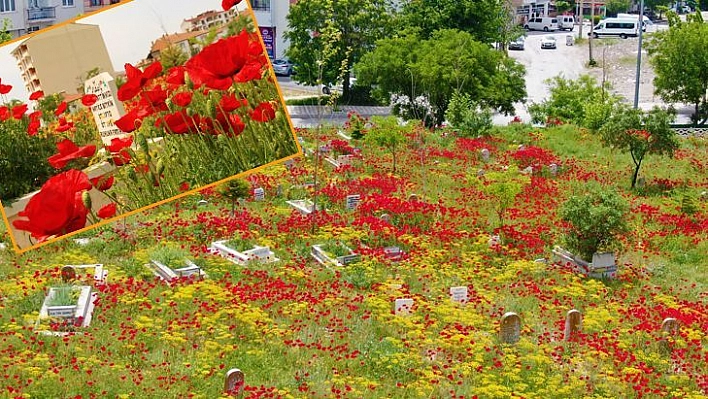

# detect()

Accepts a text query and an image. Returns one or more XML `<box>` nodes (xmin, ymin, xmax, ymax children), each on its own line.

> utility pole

<box><xmin>578</xmin><ymin>1</ymin><xmax>583</xmax><ymax>38</ymax></box>
<box><xmin>589</xmin><ymin>0</ymin><xmax>596</xmax><ymax>66</ymax></box>
<box><xmin>633</xmin><ymin>0</ymin><xmax>645</xmax><ymax>109</ymax></box>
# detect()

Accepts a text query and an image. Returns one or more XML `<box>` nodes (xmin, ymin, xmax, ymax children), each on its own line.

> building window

<box><xmin>27</xmin><ymin>26</ymin><xmax>39</xmax><ymax>33</ymax></box>
<box><xmin>251</xmin><ymin>0</ymin><xmax>270</xmax><ymax>11</ymax></box>
<box><xmin>62</xmin><ymin>0</ymin><xmax>74</xmax><ymax>6</ymax></box>
<box><xmin>0</xmin><ymin>0</ymin><xmax>16</xmax><ymax>12</ymax></box>
<box><xmin>90</xmin><ymin>0</ymin><xmax>102</xmax><ymax>6</ymax></box>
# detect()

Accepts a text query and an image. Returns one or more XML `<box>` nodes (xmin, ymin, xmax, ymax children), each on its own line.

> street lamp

<box><xmin>633</xmin><ymin>0</ymin><xmax>645</xmax><ymax>109</ymax></box>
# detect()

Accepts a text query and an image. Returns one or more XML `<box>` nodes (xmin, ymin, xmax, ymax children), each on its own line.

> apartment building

<box><xmin>180</xmin><ymin>8</ymin><xmax>240</xmax><ymax>32</ymax></box>
<box><xmin>248</xmin><ymin>0</ymin><xmax>294</xmax><ymax>59</ymax></box>
<box><xmin>0</xmin><ymin>0</ymin><xmax>120</xmax><ymax>39</ymax></box>
<box><xmin>11</xmin><ymin>22</ymin><xmax>114</xmax><ymax>96</ymax></box>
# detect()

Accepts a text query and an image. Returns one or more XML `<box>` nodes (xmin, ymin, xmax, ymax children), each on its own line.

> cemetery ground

<box><xmin>0</xmin><ymin>119</ymin><xmax>706</xmax><ymax>398</ymax></box>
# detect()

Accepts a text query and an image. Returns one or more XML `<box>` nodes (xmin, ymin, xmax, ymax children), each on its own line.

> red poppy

<box><xmin>135</xmin><ymin>164</ymin><xmax>150</xmax><ymax>174</ymax></box>
<box><xmin>12</xmin><ymin>169</ymin><xmax>92</xmax><ymax>242</ymax></box>
<box><xmin>184</xmin><ymin>31</ymin><xmax>251</xmax><ymax>90</ymax></box>
<box><xmin>90</xmin><ymin>174</ymin><xmax>115</xmax><ymax>191</ymax></box>
<box><xmin>166</xmin><ymin>66</ymin><xmax>186</xmax><ymax>86</ymax></box>
<box><xmin>48</xmin><ymin>138</ymin><xmax>96</xmax><ymax>169</ymax></box>
<box><xmin>12</xmin><ymin>104</ymin><xmax>28</xmax><ymax>120</ymax></box>
<box><xmin>115</xmin><ymin>109</ymin><xmax>142</xmax><ymax>133</ymax></box>
<box><xmin>97</xmin><ymin>203</ymin><xmax>117</xmax><ymax>219</ymax></box>
<box><xmin>0</xmin><ymin>80</ymin><xmax>11</xmax><ymax>94</ymax></box>
<box><xmin>219</xmin><ymin>94</ymin><xmax>247</xmax><ymax>112</ymax></box>
<box><xmin>118</xmin><ymin>61</ymin><xmax>163</xmax><ymax>102</ymax></box>
<box><xmin>172</xmin><ymin>92</ymin><xmax>193</xmax><ymax>107</ymax></box>
<box><xmin>0</xmin><ymin>106</ymin><xmax>8</xmax><ymax>121</ymax></box>
<box><xmin>215</xmin><ymin>112</ymin><xmax>245</xmax><ymax>137</ymax></box>
<box><xmin>249</xmin><ymin>101</ymin><xmax>276</xmax><ymax>122</ymax></box>
<box><xmin>140</xmin><ymin>87</ymin><xmax>168</xmax><ymax>111</ymax></box>
<box><xmin>234</xmin><ymin>61</ymin><xmax>264</xmax><ymax>83</ymax></box>
<box><xmin>222</xmin><ymin>0</ymin><xmax>242</xmax><ymax>11</ymax></box>
<box><xmin>54</xmin><ymin>101</ymin><xmax>67</xmax><ymax>116</ymax></box>
<box><xmin>179</xmin><ymin>182</ymin><xmax>190</xmax><ymax>192</ymax></box>
<box><xmin>56</xmin><ymin>117</ymin><xmax>75</xmax><ymax>133</ymax></box>
<box><xmin>82</xmin><ymin>94</ymin><xmax>98</xmax><ymax>107</ymax></box>
<box><xmin>29</xmin><ymin>90</ymin><xmax>44</xmax><ymax>101</ymax></box>
<box><xmin>29</xmin><ymin>110</ymin><xmax>42</xmax><ymax>121</ymax></box>
<box><xmin>27</xmin><ymin>120</ymin><xmax>40</xmax><ymax>136</ymax></box>
<box><xmin>107</xmin><ymin>136</ymin><xmax>133</xmax><ymax>166</ymax></box>
<box><xmin>160</xmin><ymin>110</ymin><xmax>194</xmax><ymax>134</ymax></box>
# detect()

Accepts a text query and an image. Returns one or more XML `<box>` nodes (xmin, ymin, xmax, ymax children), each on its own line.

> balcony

<box><xmin>27</xmin><ymin>7</ymin><xmax>56</xmax><ymax>21</ymax></box>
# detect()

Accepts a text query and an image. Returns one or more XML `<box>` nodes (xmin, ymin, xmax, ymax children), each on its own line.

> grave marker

<box><xmin>380</xmin><ymin>213</ymin><xmax>391</xmax><ymax>223</ymax></box>
<box><xmin>549</xmin><ymin>163</ymin><xmax>558</xmax><ymax>176</ymax></box>
<box><xmin>61</xmin><ymin>266</ymin><xmax>76</xmax><ymax>283</ymax></box>
<box><xmin>345</xmin><ymin>194</ymin><xmax>361</xmax><ymax>210</ymax></box>
<box><xmin>661</xmin><ymin>318</ymin><xmax>679</xmax><ymax>335</ymax></box>
<box><xmin>480</xmin><ymin>148</ymin><xmax>490</xmax><ymax>162</ymax></box>
<box><xmin>253</xmin><ymin>187</ymin><xmax>265</xmax><ymax>201</ymax></box>
<box><xmin>449</xmin><ymin>286</ymin><xmax>469</xmax><ymax>304</ymax></box>
<box><xmin>284</xmin><ymin>159</ymin><xmax>294</xmax><ymax>169</ymax></box>
<box><xmin>518</xmin><ymin>144</ymin><xmax>525</xmax><ymax>151</ymax></box>
<box><xmin>564</xmin><ymin>309</ymin><xmax>582</xmax><ymax>341</ymax></box>
<box><xmin>488</xmin><ymin>235</ymin><xmax>501</xmax><ymax>248</ymax></box>
<box><xmin>499</xmin><ymin>312</ymin><xmax>521</xmax><ymax>344</ymax></box>
<box><xmin>84</xmin><ymin>72</ymin><xmax>128</xmax><ymax>146</ymax></box>
<box><xmin>276</xmin><ymin>184</ymin><xmax>283</xmax><ymax>197</ymax></box>
<box><xmin>394</xmin><ymin>298</ymin><xmax>414</xmax><ymax>315</ymax></box>
<box><xmin>477</xmin><ymin>169</ymin><xmax>485</xmax><ymax>178</ymax></box>
<box><xmin>521</xmin><ymin>166</ymin><xmax>533</xmax><ymax>175</ymax></box>
<box><xmin>408</xmin><ymin>194</ymin><xmax>418</xmax><ymax>202</ymax></box>
<box><xmin>224</xmin><ymin>368</ymin><xmax>245</xmax><ymax>395</ymax></box>
<box><xmin>197</xmin><ymin>199</ymin><xmax>208</xmax><ymax>206</ymax></box>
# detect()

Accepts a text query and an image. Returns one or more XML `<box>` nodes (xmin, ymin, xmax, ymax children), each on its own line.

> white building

<box><xmin>249</xmin><ymin>0</ymin><xmax>294</xmax><ymax>59</ymax></box>
<box><xmin>1</xmin><ymin>0</ymin><xmax>88</xmax><ymax>38</ymax></box>
<box><xmin>180</xmin><ymin>8</ymin><xmax>240</xmax><ymax>32</ymax></box>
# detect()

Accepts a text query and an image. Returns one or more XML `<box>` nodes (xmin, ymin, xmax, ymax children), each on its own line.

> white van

<box><xmin>557</xmin><ymin>15</ymin><xmax>575</xmax><ymax>31</ymax></box>
<box><xmin>525</xmin><ymin>17</ymin><xmax>559</xmax><ymax>32</ymax></box>
<box><xmin>590</xmin><ymin>18</ymin><xmax>639</xmax><ymax>38</ymax></box>
<box><xmin>616</xmin><ymin>13</ymin><xmax>652</xmax><ymax>26</ymax></box>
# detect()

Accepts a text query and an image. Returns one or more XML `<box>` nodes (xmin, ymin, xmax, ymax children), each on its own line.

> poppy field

<box><xmin>0</xmin><ymin>7</ymin><xmax>299</xmax><ymax>251</ymax></box>
<box><xmin>0</xmin><ymin>118</ymin><xmax>706</xmax><ymax>398</ymax></box>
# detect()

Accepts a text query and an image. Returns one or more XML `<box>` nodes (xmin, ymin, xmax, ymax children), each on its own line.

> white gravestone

<box><xmin>380</xmin><ymin>213</ymin><xmax>391</xmax><ymax>223</ymax></box>
<box><xmin>394</xmin><ymin>298</ymin><xmax>414</xmax><ymax>315</ymax></box>
<box><xmin>449</xmin><ymin>286</ymin><xmax>469</xmax><ymax>304</ymax></box>
<box><xmin>500</xmin><ymin>312</ymin><xmax>521</xmax><ymax>344</ymax></box>
<box><xmin>564</xmin><ymin>309</ymin><xmax>582</xmax><ymax>341</ymax></box>
<box><xmin>549</xmin><ymin>163</ymin><xmax>558</xmax><ymax>176</ymax></box>
<box><xmin>345</xmin><ymin>194</ymin><xmax>361</xmax><ymax>210</ymax></box>
<box><xmin>661</xmin><ymin>318</ymin><xmax>679</xmax><ymax>335</ymax></box>
<box><xmin>224</xmin><ymin>368</ymin><xmax>245</xmax><ymax>395</ymax></box>
<box><xmin>253</xmin><ymin>187</ymin><xmax>265</xmax><ymax>201</ymax></box>
<box><xmin>84</xmin><ymin>72</ymin><xmax>128</xmax><ymax>146</ymax></box>
<box><xmin>480</xmin><ymin>148</ymin><xmax>490</xmax><ymax>162</ymax></box>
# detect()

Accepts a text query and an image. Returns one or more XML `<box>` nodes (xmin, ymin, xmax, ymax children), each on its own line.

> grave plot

<box><xmin>209</xmin><ymin>238</ymin><xmax>279</xmax><ymax>266</ymax></box>
<box><xmin>146</xmin><ymin>246</ymin><xmax>207</xmax><ymax>282</ymax></box>
<box><xmin>311</xmin><ymin>241</ymin><xmax>360</xmax><ymax>268</ymax></box>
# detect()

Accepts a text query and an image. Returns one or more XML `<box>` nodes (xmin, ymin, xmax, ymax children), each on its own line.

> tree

<box><xmin>356</xmin><ymin>29</ymin><xmax>526</xmax><ymax>125</ymax></box>
<box><xmin>219</xmin><ymin>179</ymin><xmax>251</xmax><ymax>217</ymax></box>
<box><xmin>646</xmin><ymin>14</ymin><xmax>708</xmax><ymax>125</ymax></box>
<box><xmin>1</xmin><ymin>18</ymin><xmax>11</xmax><ymax>44</ymax></box>
<box><xmin>285</xmin><ymin>0</ymin><xmax>395</xmax><ymax>100</ymax></box>
<box><xmin>364</xmin><ymin>116</ymin><xmax>408</xmax><ymax>173</ymax></box>
<box><xmin>398</xmin><ymin>0</ymin><xmax>514</xmax><ymax>45</ymax></box>
<box><xmin>599</xmin><ymin>105</ymin><xmax>679</xmax><ymax>188</ymax></box>
<box><xmin>559</xmin><ymin>185</ymin><xmax>629</xmax><ymax>261</ymax></box>
<box><xmin>160</xmin><ymin>44</ymin><xmax>189</xmax><ymax>70</ymax></box>
<box><xmin>472</xmin><ymin>165</ymin><xmax>530</xmax><ymax>232</ymax></box>
<box><xmin>555</xmin><ymin>1</ymin><xmax>573</xmax><ymax>14</ymax></box>
<box><xmin>604</xmin><ymin>0</ymin><xmax>631</xmax><ymax>16</ymax></box>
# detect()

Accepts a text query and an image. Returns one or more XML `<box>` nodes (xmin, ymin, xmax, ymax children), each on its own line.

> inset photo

<box><xmin>0</xmin><ymin>0</ymin><xmax>301</xmax><ymax>252</ymax></box>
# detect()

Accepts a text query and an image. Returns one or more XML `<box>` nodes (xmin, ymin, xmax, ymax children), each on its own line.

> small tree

<box><xmin>555</xmin><ymin>1</ymin><xmax>572</xmax><ymax>14</ymax></box>
<box><xmin>559</xmin><ymin>186</ymin><xmax>629</xmax><ymax>261</ymax></box>
<box><xmin>218</xmin><ymin>178</ymin><xmax>251</xmax><ymax>217</ymax></box>
<box><xmin>599</xmin><ymin>105</ymin><xmax>679</xmax><ymax>189</ymax></box>
<box><xmin>1</xmin><ymin>18</ymin><xmax>12</xmax><ymax>44</ymax></box>
<box><xmin>364</xmin><ymin>116</ymin><xmax>408</xmax><ymax>173</ymax></box>
<box><xmin>473</xmin><ymin>165</ymin><xmax>530</xmax><ymax>232</ymax></box>
<box><xmin>160</xmin><ymin>44</ymin><xmax>189</xmax><ymax>70</ymax></box>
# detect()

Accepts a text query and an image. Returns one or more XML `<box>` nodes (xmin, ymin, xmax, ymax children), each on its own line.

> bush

<box><xmin>0</xmin><ymin>119</ymin><xmax>57</xmax><ymax>203</ymax></box>
<box><xmin>559</xmin><ymin>185</ymin><xmax>629</xmax><ymax>261</ymax></box>
<box><xmin>444</xmin><ymin>91</ymin><xmax>493</xmax><ymax>137</ymax></box>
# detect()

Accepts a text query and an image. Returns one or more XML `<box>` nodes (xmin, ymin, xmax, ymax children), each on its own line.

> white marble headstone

<box><xmin>394</xmin><ymin>298</ymin><xmax>414</xmax><ymax>315</ymax></box>
<box><xmin>345</xmin><ymin>194</ymin><xmax>361</xmax><ymax>210</ymax></box>
<box><xmin>449</xmin><ymin>286</ymin><xmax>469</xmax><ymax>304</ymax></box>
<box><xmin>253</xmin><ymin>187</ymin><xmax>265</xmax><ymax>201</ymax></box>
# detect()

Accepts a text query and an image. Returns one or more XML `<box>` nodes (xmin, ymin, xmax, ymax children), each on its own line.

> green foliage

<box><xmin>285</xmin><ymin>0</ymin><xmax>394</xmax><ymax>100</ymax></box>
<box><xmin>148</xmin><ymin>245</ymin><xmax>189</xmax><ymax>267</ymax></box>
<box><xmin>559</xmin><ymin>185</ymin><xmax>630</xmax><ymax>261</ymax></box>
<box><xmin>159</xmin><ymin>44</ymin><xmax>189</xmax><ymax>70</ymax></box>
<box><xmin>356</xmin><ymin>29</ymin><xmax>526</xmax><ymax>125</ymax></box>
<box><xmin>646</xmin><ymin>17</ymin><xmax>708</xmax><ymax>125</ymax></box>
<box><xmin>528</xmin><ymin>74</ymin><xmax>618</xmax><ymax>127</ymax></box>
<box><xmin>219</xmin><ymin>179</ymin><xmax>251</xmax><ymax>202</ymax></box>
<box><xmin>36</xmin><ymin>93</ymin><xmax>63</xmax><ymax>124</ymax></box>
<box><xmin>599</xmin><ymin>105</ymin><xmax>679</xmax><ymax>188</ymax></box>
<box><xmin>364</xmin><ymin>116</ymin><xmax>409</xmax><ymax>173</ymax></box>
<box><xmin>604</xmin><ymin>0</ymin><xmax>631</xmax><ymax>16</ymax></box>
<box><xmin>46</xmin><ymin>285</ymin><xmax>81</xmax><ymax>307</ymax></box>
<box><xmin>471</xmin><ymin>165</ymin><xmax>530</xmax><ymax>231</ymax></box>
<box><xmin>555</xmin><ymin>1</ymin><xmax>572</xmax><ymax>13</ymax></box>
<box><xmin>444</xmin><ymin>91</ymin><xmax>493</xmax><ymax>137</ymax></box>
<box><xmin>0</xmin><ymin>119</ymin><xmax>57</xmax><ymax>203</ymax></box>
<box><xmin>0</xmin><ymin>18</ymin><xmax>11</xmax><ymax>44</ymax></box>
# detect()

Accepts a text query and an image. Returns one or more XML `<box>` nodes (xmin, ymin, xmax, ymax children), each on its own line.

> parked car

<box><xmin>272</xmin><ymin>59</ymin><xmax>295</xmax><ymax>76</ymax></box>
<box><xmin>540</xmin><ymin>35</ymin><xmax>557</xmax><ymax>49</ymax></box>
<box><xmin>590</xmin><ymin>18</ymin><xmax>640</xmax><ymax>38</ymax></box>
<box><xmin>558</xmin><ymin>15</ymin><xmax>575</xmax><ymax>31</ymax></box>
<box><xmin>509</xmin><ymin>36</ymin><xmax>525</xmax><ymax>50</ymax></box>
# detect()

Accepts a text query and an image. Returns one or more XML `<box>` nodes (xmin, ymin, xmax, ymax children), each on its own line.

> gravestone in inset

<box><xmin>499</xmin><ymin>312</ymin><xmax>521</xmax><ymax>344</ymax></box>
<box><xmin>449</xmin><ymin>286</ymin><xmax>469</xmax><ymax>304</ymax></box>
<box><xmin>61</xmin><ymin>266</ymin><xmax>77</xmax><ymax>283</ymax></box>
<box><xmin>84</xmin><ymin>72</ymin><xmax>127</xmax><ymax>146</ymax></box>
<box><xmin>394</xmin><ymin>298</ymin><xmax>414</xmax><ymax>315</ymax></box>
<box><xmin>224</xmin><ymin>368</ymin><xmax>245</xmax><ymax>395</ymax></box>
<box><xmin>564</xmin><ymin>309</ymin><xmax>582</xmax><ymax>341</ymax></box>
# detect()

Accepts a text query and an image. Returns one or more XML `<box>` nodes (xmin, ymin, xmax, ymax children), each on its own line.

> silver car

<box><xmin>540</xmin><ymin>36</ymin><xmax>557</xmax><ymax>49</ymax></box>
<box><xmin>509</xmin><ymin>36</ymin><xmax>525</xmax><ymax>50</ymax></box>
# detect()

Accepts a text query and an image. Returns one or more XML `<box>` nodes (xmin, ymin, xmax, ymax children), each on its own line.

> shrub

<box><xmin>444</xmin><ymin>91</ymin><xmax>493</xmax><ymax>137</ymax></box>
<box><xmin>559</xmin><ymin>186</ymin><xmax>629</xmax><ymax>261</ymax></box>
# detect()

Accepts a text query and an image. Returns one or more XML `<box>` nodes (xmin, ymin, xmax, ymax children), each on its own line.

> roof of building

<box><xmin>184</xmin><ymin>10</ymin><xmax>220</xmax><ymax>23</ymax></box>
<box><xmin>149</xmin><ymin>30</ymin><xmax>208</xmax><ymax>54</ymax></box>
<box><xmin>11</xmin><ymin>23</ymin><xmax>101</xmax><ymax>55</ymax></box>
